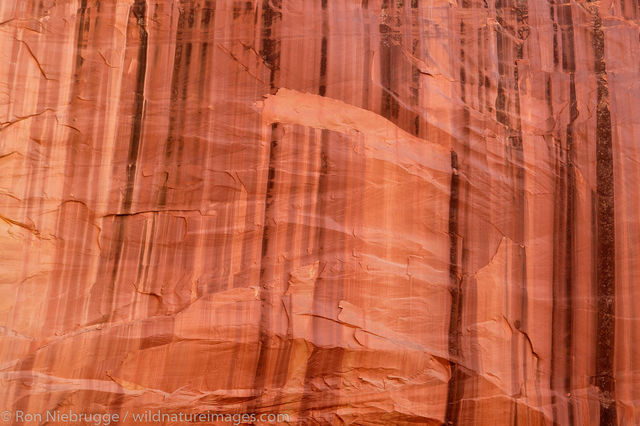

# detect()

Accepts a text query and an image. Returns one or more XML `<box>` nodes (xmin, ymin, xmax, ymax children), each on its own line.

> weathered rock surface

<box><xmin>1</xmin><ymin>0</ymin><xmax>639</xmax><ymax>424</ymax></box>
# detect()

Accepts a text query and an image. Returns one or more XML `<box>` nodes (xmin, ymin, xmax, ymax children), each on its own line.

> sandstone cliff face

<box><xmin>1</xmin><ymin>0</ymin><xmax>639</xmax><ymax>424</ymax></box>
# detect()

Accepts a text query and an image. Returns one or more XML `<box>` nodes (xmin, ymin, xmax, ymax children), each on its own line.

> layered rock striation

<box><xmin>1</xmin><ymin>0</ymin><xmax>640</xmax><ymax>424</ymax></box>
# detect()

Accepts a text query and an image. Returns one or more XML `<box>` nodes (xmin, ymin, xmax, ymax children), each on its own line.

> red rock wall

<box><xmin>1</xmin><ymin>0</ymin><xmax>639</xmax><ymax>424</ymax></box>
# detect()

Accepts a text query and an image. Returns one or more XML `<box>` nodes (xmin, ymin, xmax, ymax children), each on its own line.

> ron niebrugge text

<box><xmin>2</xmin><ymin>409</ymin><xmax>290</xmax><ymax>425</ymax></box>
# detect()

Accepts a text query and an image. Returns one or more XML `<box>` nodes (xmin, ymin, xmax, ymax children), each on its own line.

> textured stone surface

<box><xmin>1</xmin><ymin>0</ymin><xmax>639</xmax><ymax>424</ymax></box>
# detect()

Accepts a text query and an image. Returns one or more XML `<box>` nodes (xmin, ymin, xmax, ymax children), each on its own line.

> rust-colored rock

<box><xmin>1</xmin><ymin>0</ymin><xmax>639</xmax><ymax>424</ymax></box>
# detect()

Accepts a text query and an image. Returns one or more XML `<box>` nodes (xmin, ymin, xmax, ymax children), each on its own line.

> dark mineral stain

<box><xmin>444</xmin><ymin>150</ymin><xmax>463</xmax><ymax>426</ymax></box>
<box><xmin>590</xmin><ymin>4</ymin><xmax>617</xmax><ymax>425</ymax></box>
<box><xmin>109</xmin><ymin>0</ymin><xmax>148</xmax><ymax>289</ymax></box>
<box><xmin>251</xmin><ymin>0</ymin><xmax>283</xmax><ymax>413</ymax></box>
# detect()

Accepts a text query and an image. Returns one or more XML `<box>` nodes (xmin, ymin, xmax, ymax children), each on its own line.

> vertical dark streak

<box><xmin>495</xmin><ymin>1</ymin><xmax>516</xmax><ymax>402</ymax></box>
<box><xmin>251</xmin><ymin>0</ymin><xmax>282</xmax><ymax>409</ymax></box>
<box><xmin>122</xmin><ymin>0</ymin><xmax>148</xmax><ymax>213</ymax></box>
<box><xmin>380</xmin><ymin>1</ymin><xmax>399</xmax><ymax>120</ymax></box>
<box><xmin>494</xmin><ymin>0</ymin><xmax>530</xmax><ymax>410</ymax></box>
<box><xmin>445</xmin><ymin>16</ymin><xmax>468</xmax><ymax>425</ymax></box>
<box><xmin>410</xmin><ymin>38</ymin><xmax>420</xmax><ymax>135</ymax></box>
<box><xmin>380</xmin><ymin>41</ymin><xmax>395</xmax><ymax>118</ymax></box>
<box><xmin>259</xmin><ymin>0</ymin><xmax>282</xmax><ymax>92</ymax></box>
<box><xmin>549</xmin><ymin>79</ymin><xmax>561</xmax><ymax>426</ymax></box>
<box><xmin>444</xmin><ymin>151</ymin><xmax>463</xmax><ymax>426</ymax></box>
<box><xmin>109</xmin><ymin>0</ymin><xmax>148</xmax><ymax>292</ymax></box>
<box><xmin>361</xmin><ymin>3</ymin><xmax>371</xmax><ymax>110</ymax></box>
<box><xmin>477</xmin><ymin>28</ymin><xmax>485</xmax><ymax>113</ymax></box>
<box><xmin>564</xmin><ymin>73</ymin><xmax>577</xmax><ymax>426</ymax></box>
<box><xmin>163</xmin><ymin>8</ymin><xmax>186</xmax><ymax>164</ymax></box>
<box><xmin>560</xmin><ymin>4</ymin><xmax>576</xmax><ymax>72</ymax></box>
<box><xmin>319</xmin><ymin>0</ymin><xmax>329</xmax><ymax>97</ymax></box>
<box><xmin>177</xmin><ymin>39</ymin><xmax>192</xmax><ymax>163</ymax></box>
<box><xmin>550</xmin><ymin>1</ymin><xmax>578</xmax><ymax>423</ymax></box>
<box><xmin>134</xmin><ymin>220</ymin><xmax>148</xmax><ymax>284</ymax></box>
<box><xmin>590</xmin><ymin>4</ymin><xmax>617</xmax><ymax>425</ymax></box>
<box><xmin>74</xmin><ymin>0</ymin><xmax>88</xmax><ymax>84</ymax></box>
<box><xmin>196</xmin><ymin>0</ymin><xmax>215</xmax><ymax>295</ymax></box>
<box><xmin>319</xmin><ymin>37</ymin><xmax>328</xmax><ymax>96</ymax></box>
<box><xmin>253</xmin><ymin>122</ymin><xmax>279</xmax><ymax>390</ymax></box>
<box><xmin>201</xmin><ymin>0</ymin><xmax>215</xmax><ymax>26</ymax></box>
<box><xmin>495</xmin><ymin>30</ymin><xmax>508</xmax><ymax>126</ymax></box>
<box><xmin>298</xmin><ymin>129</ymin><xmax>340</xmax><ymax>422</ymax></box>
<box><xmin>159</xmin><ymin>4</ymin><xmax>194</xmax><ymax>207</ymax></box>
<box><xmin>550</xmin><ymin>1</ymin><xmax>559</xmax><ymax>68</ymax></box>
<box><xmin>514</xmin><ymin>0</ymin><xmax>530</xmax><ymax>406</ymax></box>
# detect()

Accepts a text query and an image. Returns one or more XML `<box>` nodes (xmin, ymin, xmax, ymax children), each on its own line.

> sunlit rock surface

<box><xmin>1</xmin><ymin>0</ymin><xmax>639</xmax><ymax>424</ymax></box>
